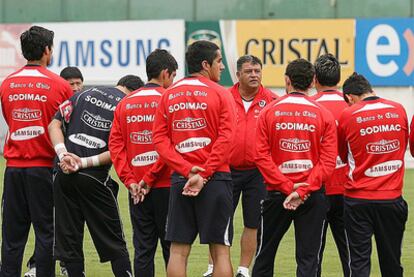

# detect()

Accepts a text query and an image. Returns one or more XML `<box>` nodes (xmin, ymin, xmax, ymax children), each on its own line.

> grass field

<box><xmin>0</xmin><ymin>156</ymin><xmax>412</xmax><ymax>277</ymax></box>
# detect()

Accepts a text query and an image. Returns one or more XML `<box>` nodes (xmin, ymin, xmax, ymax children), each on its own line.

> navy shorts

<box><xmin>232</xmin><ymin>168</ymin><xmax>267</xmax><ymax>228</ymax></box>
<box><xmin>165</xmin><ymin>172</ymin><xmax>233</xmax><ymax>246</ymax></box>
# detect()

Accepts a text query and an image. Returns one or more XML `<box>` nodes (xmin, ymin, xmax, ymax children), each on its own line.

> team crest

<box><xmin>259</xmin><ymin>100</ymin><xmax>266</xmax><ymax>108</ymax></box>
<box><xmin>59</xmin><ymin>100</ymin><xmax>73</xmax><ymax>123</ymax></box>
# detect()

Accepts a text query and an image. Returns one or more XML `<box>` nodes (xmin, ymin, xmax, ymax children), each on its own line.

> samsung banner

<box><xmin>0</xmin><ymin>20</ymin><xmax>186</xmax><ymax>85</ymax></box>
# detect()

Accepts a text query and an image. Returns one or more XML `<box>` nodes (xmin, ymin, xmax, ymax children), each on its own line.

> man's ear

<box><xmin>201</xmin><ymin>60</ymin><xmax>210</xmax><ymax>71</ymax></box>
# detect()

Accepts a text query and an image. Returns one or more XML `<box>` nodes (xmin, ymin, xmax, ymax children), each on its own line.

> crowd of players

<box><xmin>0</xmin><ymin>25</ymin><xmax>412</xmax><ymax>277</ymax></box>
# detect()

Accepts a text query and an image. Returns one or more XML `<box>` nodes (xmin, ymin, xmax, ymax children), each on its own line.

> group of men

<box><xmin>0</xmin><ymin>24</ymin><xmax>412</xmax><ymax>277</ymax></box>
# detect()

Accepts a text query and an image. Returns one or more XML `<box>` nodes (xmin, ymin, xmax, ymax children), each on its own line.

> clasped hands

<box><xmin>283</xmin><ymin>182</ymin><xmax>310</xmax><ymax>211</ymax></box>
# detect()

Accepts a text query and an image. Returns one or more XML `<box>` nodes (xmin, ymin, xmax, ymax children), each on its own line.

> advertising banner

<box><xmin>355</xmin><ymin>18</ymin><xmax>414</xmax><ymax>86</ymax></box>
<box><xmin>0</xmin><ymin>20</ymin><xmax>186</xmax><ymax>85</ymax></box>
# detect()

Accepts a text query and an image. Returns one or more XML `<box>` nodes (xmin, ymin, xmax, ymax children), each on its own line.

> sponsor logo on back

<box><xmin>10</xmin><ymin>126</ymin><xmax>44</xmax><ymax>141</ymax></box>
<box><xmin>68</xmin><ymin>133</ymin><xmax>106</xmax><ymax>149</ymax></box>
<box><xmin>364</xmin><ymin>160</ymin><xmax>403</xmax><ymax>177</ymax></box>
<box><xmin>175</xmin><ymin>137</ymin><xmax>211</xmax><ymax>153</ymax></box>
<box><xmin>131</xmin><ymin>151</ymin><xmax>158</xmax><ymax>166</ymax></box>
<box><xmin>366</xmin><ymin>139</ymin><xmax>400</xmax><ymax>154</ymax></box>
<box><xmin>279</xmin><ymin>138</ymin><xmax>311</xmax><ymax>152</ymax></box>
<box><xmin>173</xmin><ymin>117</ymin><xmax>207</xmax><ymax>131</ymax></box>
<box><xmin>81</xmin><ymin>110</ymin><xmax>112</xmax><ymax>131</ymax></box>
<box><xmin>11</xmin><ymin>108</ymin><xmax>42</xmax><ymax>121</ymax></box>
<box><xmin>130</xmin><ymin>130</ymin><xmax>152</xmax><ymax>144</ymax></box>
<box><xmin>279</xmin><ymin>159</ymin><xmax>313</xmax><ymax>174</ymax></box>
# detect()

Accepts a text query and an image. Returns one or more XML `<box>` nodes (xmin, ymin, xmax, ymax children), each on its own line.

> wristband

<box><xmin>80</xmin><ymin>158</ymin><xmax>88</xmax><ymax>169</ymax></box>
<box><xmin>54</xmin><ymin>143</ymin><xmax>67</xmax><ymax>161</ymax></box>
<box><xmin>92</xmin><ymin>155</ymin><xmax>100</xmax><ymax>167</ymax></box>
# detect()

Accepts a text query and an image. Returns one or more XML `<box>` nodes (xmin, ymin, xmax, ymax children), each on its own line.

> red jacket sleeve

<box><xmin>297</xmin><ymin>110</ymin><xmax>337</xmax><ymax>199</ymax></box>
<box><xmin>109</xmin><ymin>106</ymin><xmax>138</xmax><ymax>188</ymax></box>
<box><xmin>142</xmin><ymin>158</ymin><xmax>169</xmax><ymax>187</ymax></box>
<box><xmin>337</xmin><ymin>111</ymin><xmax>349</xmax><ymax>164</ymax></box>
<box><xmin>199</xmin><ymin>90</ymin><xmax>236</xmax><ymax>179</ymax></box>
<box><xmin>255</xmin><ymin>109</ymin><xmax>294</xmax><ymax>195</ymax></box>
<box><xmin>153</xmin><ymin>94</ymin><xmax>194</xmax><ymax>178</ymax></box>
<box><xmin>410</xmin><ymin>116</ymin><xmax>414</xmax><ymax>157</ymax></box>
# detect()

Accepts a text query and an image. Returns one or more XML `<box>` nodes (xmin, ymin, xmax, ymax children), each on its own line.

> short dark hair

<box><xmin>186</xmin><ymin>41</ymin><xmax>219</xmax><ymax>74</ymax></box>
<box><xmin>146</xmin><ymin>49</ymin><xmax>178</xmax><ymax>80</ymax></box>
<box><xmin>117</xmin><ymin>75</ymin><xmax>144</xmax><ymax>92</ymax></box>
<box><xmin>237</xmin><ymin>55</ymin><xmax>262</xmax><ymax>72</ymax></box>
<box><xmin>60</xmin><ymin>66</ymin><xmax>84</xmax><ymax>82</ymax></box>
<box><xmin>314</xmin><ymin>54</ymin><xmax>340</xmax><ymax>86</ymax></box>
<box><xmin>343</xmin><ymin>72</ymin><xmax>373</xmax><ymax>96</ymax></box>
<box><xmin>20</xmin><ymin>26</ymin><xmax>54</xmax><ymax>61</ymax></box>
<box><xmin>285</xmin><ymin>58</ymin><xmax>315</xmax><ymax>91</ymax></box>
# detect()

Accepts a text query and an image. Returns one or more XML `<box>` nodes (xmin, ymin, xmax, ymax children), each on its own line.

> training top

<box><xmin>410</xmin><ymin>115</ymin><xmax>414</xmax><ymax>157</ymax></box>
<box><xmin>109</xmin><ymin>84</ymin><xmax>170</xmax><ymax>189</ymax></box>
<box><xmin>0</xmin><ymin>65</ymin><xmax>73</xmax><ymax>167</ymax></box>
<box><xmin>153</xmin><ymin>76</ymin><xmax>236</xmax><ymax>179</ymax></box>
<box><xmin>338</xmin><ymin>96</ymin><xmax>408</xmax><ymax>200</ymax></box>
<box><xmin>55</xmin><ymin>86</ymin><xmax>125</xmax><ymax>180</ymax></box>
<box><xmin>255</xmin><ymin>92</ymin><xmax>337</xmax><ymax>200</ymax></box>
<box><xmin>229</xmin><ymin>83</ymin><xmax>278</xmax><ymax>170</ymax></box>
<box><xmin>312</xmin><ymin>90</ymin><xmax>348</xmax><ymax>195</ymax></box>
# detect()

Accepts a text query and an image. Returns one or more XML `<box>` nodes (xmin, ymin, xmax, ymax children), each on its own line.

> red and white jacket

<box><xmin>229</xmin><ymin>83</ymin><xmax>278</xmax><ymax>170</ymax></box>
<box><xmin>410</xmin><ymin>115</ymin><xmax>414</xmax><ymax>157</ymax></box>
<box><xmin>0</xmin><ymin>65</ymin><xmax>72</xmax><ymax>167</ymax></box>
<box><xmin>312</xmin><ymin>90</ymin><xmax>348</xmax><ymax>195</ymax></box>
<box><xmin>109</xmin><ymin>84</ymin><xmax>170</xmax><ymax>189</ymax></box>
<box><xmin>153</xmin><ymin>76</ymin><xmax>236</xmax><ymax>179</ymax></box>
<box><xmin>338</xmin><ymin>97</ymin><xmax>408</xmax><ymax>200</ymax></box>
<box><xmin>255</xmin><ymin>92</ymin><xmax>337</xmax><ymax>199</ymax></box>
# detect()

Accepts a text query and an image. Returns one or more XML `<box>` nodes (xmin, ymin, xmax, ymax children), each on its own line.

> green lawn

<box><xmin>0</xmin><ymin>156</ymin><xmax>412</xmax><ymax>276</ymax></box>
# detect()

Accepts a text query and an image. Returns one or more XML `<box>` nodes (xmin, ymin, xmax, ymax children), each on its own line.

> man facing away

<box><xmin>252</xmin><ymin>58</ymin><xmax>337</xmax><ymax>277</ymax></box>
<box><xmin>25</xmin><ymin>65</ymin><xmax>84</xmax><ymax>277</ymax></box>
<box><xmin>152</xmin><ymin>40</ymin><xmax>236</xmax><ymax>277</ymax></box>
<box><xmin>203</xmin><ymin>55</ymin><xmax>277</xmax><ymax>277</ymax></box>
<box><xmin>109</xmin><ymin>49</ymin><xmax>178</xmax><ymax>277</ymax></box>
<box><xmin>0</xmin><ymin>25</ymin><xmax>73</xmax><ymax>277</ymax></box>
<box><xmin>338</xmin><ymin>72</ymin><xmax>409</xmax><ymax>277</ymax></box>
<box><xmin>312</xmin><ymin>53</ymin><xmax>350</xmax><ymax>277</ymax></box>
<box><xmin>48</xmin><ymin>75</ymin><xmax>143</xmax><ymax>277</ymax></box>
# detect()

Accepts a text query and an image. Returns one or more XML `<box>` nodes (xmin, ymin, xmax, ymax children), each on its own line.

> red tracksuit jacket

<box><xmin>229</xmin><ymin>83</ymin><xmax>278</xmax><ymax>170</ymax></box>
<box><xmin>153</xmin><ymin>76</ymin><xmax>236</xmax><ymax>179</ymax></box>
<box><xmin>255</xmin><ymin>92</ymin><xmax>337</xmax><ymax>199</ymax></box>
<box><xmin>0</xmin><ymin>65</ymin><xmax>73</xmax><ymax>167</ymax></box>
<box><xmin>312</xmin><ymin>90</ymin><xmax>348</xmax><ymax>195</ymax></box>
<box><xmin>109</xmin><ymin>84</ymin><xmax>170</xmax><ymax>189</ymax></box>
<box><xmin>338</xmin><ymin>97</ymin><xmax>408</xmax><ymax>200</ymax></box>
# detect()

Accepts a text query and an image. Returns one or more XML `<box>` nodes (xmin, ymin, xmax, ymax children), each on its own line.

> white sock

<box><xmin>203</xmin><ymin>264</ymin><xmax>214</xmax><ymax>276</ymax></box>
<box><xmin>237</xmin><ymin>266</ymin><xmax>250</xmax><ymax>277</ymax></box>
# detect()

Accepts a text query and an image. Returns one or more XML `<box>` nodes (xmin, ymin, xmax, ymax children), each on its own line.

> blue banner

<box><xmin>355</xmin><ymin>19</ymin><xmax>414</xmax><ymax>86</ymax></box>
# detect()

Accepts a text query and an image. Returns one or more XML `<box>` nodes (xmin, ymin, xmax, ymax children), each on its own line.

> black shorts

<box><xmin>54</xmin><ymin>171</ymin><xmax>129</xmax><ymax>263</ymax></box>
<box><xmin>232</xmin><ymin>168</ymin><xmax>267</xmax><ymax>228</ymax></box>
<box><xmin>165</xmin><ymin>172</ymin><xmax>233</xmax><ymax>246</ymax></box>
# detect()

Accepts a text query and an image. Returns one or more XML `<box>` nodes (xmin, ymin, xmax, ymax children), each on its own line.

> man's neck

<box><xmin>238</xmin><ymin>84</ymin><xmax>259</xmax><ymax>101</ymax></box>
<box><xmin>115</xmin><ymin>85</ymin><xmax>130</xmax><ymax>95</ymax></box>
<box><xmin>27</xmin><ymin>60</ymin><xmax>46</xmax><ymax>67</ymax></box>
<box><xmin>147</xmin><ymin>78</ymin><xmax>163</xmax><ymax>87</ymax></box>
<box><xmin>286</xmin><ymin>87</ymin><xmax>308</xmax><ymax>95</ymax></box>
<box><xmin>191</xmin><ymin>72</ymin><xmax>210</xmax><ymax>80</ymax></box>
<box><xmin>316</xmin><ymin>85</ymin><xmax>337</xmax><ymax>92</ymax></box>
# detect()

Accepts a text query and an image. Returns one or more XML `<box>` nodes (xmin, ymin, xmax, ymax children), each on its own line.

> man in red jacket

<box><xmin>338</xmin><ymin>73</ymin><xmax>408</xmax><ymax>277</ymax></box>
<box><xmin>312</xmin><ymin>54</ymin><xmax>350</xmax><ymax>277</ymax></box>
<box><xmin>203</xmin><ymin>55</ymin><xmax>277</xmax><ymax>277</ymax></box>
<box><xmin>252</xmin><ymin>58</ymin><xmax>337</xmax><ymax>277</ymax></box>
<box><xmin>0</xmin><ymin>26</ymin><xmax>73</xmax><ymax>277</ymax></box>
<box><xmin>109</xmin><ymin>49</ymin><xmax>178</xmax><ymax>277</ymax></box>
<box><xmin>153</xmin><ymin>40</ymin><xmax>236</xmax><ymax>277</ymax></box>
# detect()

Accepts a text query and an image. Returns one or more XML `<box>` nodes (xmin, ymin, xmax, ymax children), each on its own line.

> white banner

<box><xmin>0</xmin><ymin>20</ymin><xmax>185</xmax><ymax>85</ymax></box>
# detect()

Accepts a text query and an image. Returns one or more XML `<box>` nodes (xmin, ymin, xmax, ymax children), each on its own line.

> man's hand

<box><xmin>59</xmin><ymin>153</ymin><xmax>81</xmax><ymax>174</ymax></box>
<box><xmin>130</xmin><ymin>180</ymin><xmax>151</xmax><ymax>204</ymax></box>
<box><xmin>188</xmin><ymin>166</ymin><xmax>205</xmax><ymax>178</ymax></box>
<box><xmin>283</xmin><ymin>192</ymin><xmax>303</xmax><ymax>210</ymax></box>
<box><xmin>293</xmin><ymin>182</ymin><xmax>310</xmax><ymax>190</ymax></box>
<box><xmin>182</xmin><ymin>174</ymin><xmax>204</xmax><ymax>197</ymax></box>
